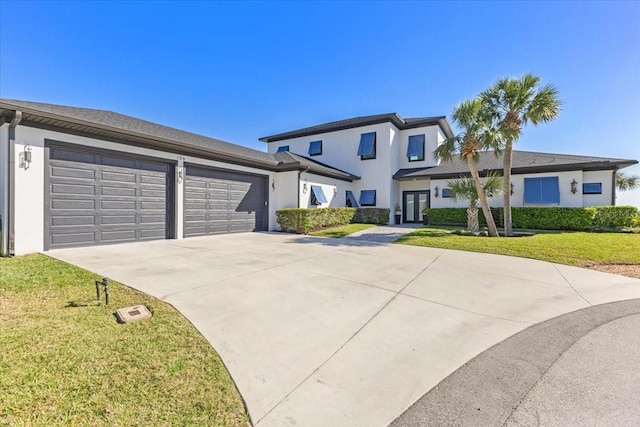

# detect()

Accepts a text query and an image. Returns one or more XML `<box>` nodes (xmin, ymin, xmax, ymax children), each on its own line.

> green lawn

<box><xmin>0</xmin><ymin>254</ymin><xmax>248</xmax><ymax>426</ymax></box>
<box><xmin>396</xmin><ymin>227</ymin><xmax>640</xmax><ymax>266</ymax></box>
<box><xmin>311</xmin><ymin>223</ymin><xmax>377</xmax><ymax>238</ymax></box>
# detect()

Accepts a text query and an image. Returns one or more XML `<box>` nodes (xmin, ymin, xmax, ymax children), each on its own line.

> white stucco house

<box><xmin>1</xmin><ymin>98</ymin><xmax>637</xmax><ymax>256</ymax></box>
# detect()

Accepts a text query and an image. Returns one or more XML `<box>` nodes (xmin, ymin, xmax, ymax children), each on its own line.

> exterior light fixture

<box><xmin>272</xmin><ymin>179</ymin><xmax>276</xmax><ymax>191</ymax></box>
<box><xmin>510</xmin><ymin>183</ymin><xmax>514</xmax><ymax>195</ymax></box>
<box><xmin>570</xmin><ymin>179</ymin><xmax>578</xmax><ymax>194</ymax></box>
<box><xmin>333</xmin><ymin>187</ymin><xmax>337</xmax><ymax>196</ymax></box>
<box><xmin>177</xmin><ymin>167</ymin><xmax>184</xmax><ymax>184</ymax></box>
<box><xmin>434</xmin><ymin>186</ymin><xmax>439</xmax><ymax>198</ymax></box>
<box><xmin>302</xmin><ymin>179</ymin><xmax>308</xmax><ymax>194</ymax></box>
<box><xmin>19</xmin><ymin>145</ymin><xmax>32</xmax><ymax>170</ymax></box>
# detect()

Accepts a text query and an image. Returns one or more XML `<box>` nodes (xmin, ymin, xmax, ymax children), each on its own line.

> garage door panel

<box><xmin>47</xmin><ymin>145</ymin><xmax>172</xmax><ymax>249</ymax></box>
<box><xmin>184</xmin><ymin>166</ymin><xmax>266</xmax><ymax>238</ymax></box>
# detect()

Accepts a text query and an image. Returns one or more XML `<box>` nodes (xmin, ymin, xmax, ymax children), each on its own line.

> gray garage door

<box><xmin>184</xmin><ymin>166</ymin><xmax>267</xmax><ymax>237</ymax></box>
<box><xmin>46</xmin><ymin>145</ymin><xmax>173</xmax><ymax>250</ymax></box>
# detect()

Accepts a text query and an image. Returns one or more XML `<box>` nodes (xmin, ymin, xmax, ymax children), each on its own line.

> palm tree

<box><xmin>434</xmin><ymin>98</ymin><xmax>501</xmax><ymax>237</ymax></box>
<box><xmin>481</xmin><ymin>74</ymin><xmax>561</xmax><ymax>236</ymax></box>
<box><xmin>447</xmin><ymin>174</ymin><xmax>504</xmax><ymax>233</ymax></box>
<box><xmin>616</xmin><ymin>171</ymin><xmax>639</xmax><ymax>191</ymax></box>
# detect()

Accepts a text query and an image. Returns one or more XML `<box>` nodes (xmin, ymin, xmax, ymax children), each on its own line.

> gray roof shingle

<box><xmin>393</xmin><ymin>150</ymin><xmax>638</xmax><ymax>180</ymax></box>
<box><xmin>273</xmin><ymin>151</ymin><xmax>360</xmax><ymax>181</ymax></box>
<box><xmin>259</xmin><ymin>112</ymin><xmax>454</xmax><ymax>142</ymax></box>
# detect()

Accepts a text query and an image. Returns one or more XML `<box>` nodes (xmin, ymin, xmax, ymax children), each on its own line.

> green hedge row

<box><xmin>276</xmin><ymin>208</ymin><xmax>390</xmax><ymax>234</ymax></box>
<box><xmin>425</xmin><ymin>206</ymin><xmax>639</xmax><ymax>231</ymax></box>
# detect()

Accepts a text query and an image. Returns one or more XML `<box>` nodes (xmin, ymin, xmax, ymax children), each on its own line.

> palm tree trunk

<box><xmin>466</xmin><ymin>155</ymin><xmax>499</xmax><ymax>237</ymax></box>
<box><xmin>467</xmin><ymin>205</ymin><xmax>479</xmax><ymax>233</ymax></box>
<box><xmin>503</xmin><ymin>141</ymin><xmax>513</xmax><ymax>236</ymax></box>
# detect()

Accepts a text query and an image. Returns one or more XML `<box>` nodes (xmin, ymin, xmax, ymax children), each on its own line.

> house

<box><xmin>261</xmin><ymin>114</ymin><xmax>638</xmax><ymax>221</ymax></box>
<box><xmin>1</xmin><ymin>98</ymin><xmax>636</xmax><ymax>256</ymax></box>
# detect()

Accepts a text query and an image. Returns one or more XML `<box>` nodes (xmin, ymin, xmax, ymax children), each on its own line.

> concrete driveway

<box><xmin>47</xmin><ymin>230</ymin><xmax>640</xmax><ymax>427</ymax></box>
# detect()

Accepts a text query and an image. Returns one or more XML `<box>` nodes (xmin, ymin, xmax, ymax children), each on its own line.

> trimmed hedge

<box><xmin>276</xmin><ymin>207</ymin><xmax>390</xmax><ymax>234</ymax></box>
<box><xmin>425</xmin><ymin>206</ymin><xmax>638</xmax><ymax>231</ymax></box>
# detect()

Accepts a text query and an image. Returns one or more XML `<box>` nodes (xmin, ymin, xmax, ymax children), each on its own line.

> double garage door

<box><xmin>46</xmin><ymin>144</ymin><xmax>268</xmax><ymax>249</ymax></box>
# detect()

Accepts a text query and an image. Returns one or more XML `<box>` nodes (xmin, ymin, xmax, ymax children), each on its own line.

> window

<box><xmin>583</xmin><ymin>182</ymin><xmax>602</xmax><ymax>194</ymax></box>
<box><xmin>357</xmin><ymin>132</ymin><xmax>376</xmax><ymax>160</ymax></box>
<box><xmin>359</xmin><ymin>190</ymin><xmax>376</xmax><ymax>206</ymax></box>
<box><xmin>308</xmin><ymin>140</ymin><xmax>322</xmax><ymax>156</ymax></box>
<box><xmin>346</xmin><ymin>190</ymin><xmax>358</xmax><ymax>207</ymax></box>
<box><xmin>276</xmin><ymin>145</ymin><xmax>289</xmax><ymax>153</ymax></box>
<box><xmin>407</xmin><ymin>134</ymin><xmax>425</xmax><ymax>162</ymax></box>
<box><xmin>441</xmin><ymin>188</ymin><xmax>451</xmax><ymax>198</ymax></box>
<box><xmin>524</xmin><ymin>177</ymin><xmax>560</xmax><ymax>204</ymax></box>
<box><xmin>310</xmin><ymin>185</ymin><xmax>328</xmax><ymax>205</ymax></box>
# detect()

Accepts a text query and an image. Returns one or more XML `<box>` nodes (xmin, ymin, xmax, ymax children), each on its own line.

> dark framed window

<box><xmin>276</xmin><ymin>145</ymin><xmax>289</xmax><ymax>153</ymax></box>
<box><xmin>357</xmin><ymin>132</ymin><xmax>376</xmax><ymax>160</ymax></box>
<box><xmin>583</xmin><ymin>182</ymin><xmax>602</xmax><ymax>194</ymax></box>
<box><xmin>346</xmin><ymin>190</ymin><xmax>359</xmax><ymax>207</ymax></box>
<box><xmin>524</xmin><ymin>177</ymin><xmax>560</xmax><ymax>204</ymax></box>
<box><xmin>308</xmin><ymin>140</ymin><xmax>322</xmax><ymax>156</ymax></box>
<box><xmin>407</xmin><ymin>134</ymin><xmax>425</xmax><ymax>162</ymax></box>
<box><xmin>442</xmin><ymin>188</ymin><xmax>452</xmax><ymax>198</ymax></box>
<box><xmin>359</xmin><ymin>190</ymin><xmax>376</xmax><ymax>206</ymax></box>
<box><xmin>310</xmin><ymin>185</ymin><xmax>328</xmax><ymax>205</ymax></box>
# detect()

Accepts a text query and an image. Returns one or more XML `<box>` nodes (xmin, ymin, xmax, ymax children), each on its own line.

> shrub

<box><xmin>592</xmin><ymin>206</ymin><xmax>638</xmax><ymax>228</ymax></box>
<box><xmin>276</xmin><ymin>207</ymin><xmax>390</xmax><ymax>233</ymax></box>
<box><xmin>425</xmin><ymin>206</ymin><xmax>638</xmax><ymax>231</ymax></box>
<box><xmin>424</xmin><ymin>208</ymin><xmax>499</xmax><ymax>227</ymax></box>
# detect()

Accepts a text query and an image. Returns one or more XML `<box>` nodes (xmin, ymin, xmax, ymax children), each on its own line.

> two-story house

<box><xmin>1</xmin><ymin>98</ymin><xmax>636</xmax><ymax>256</ymax></box>
<box><xmin>261</xmin><ymin>114</ymin><xmax>637</xmax><ymax>223</ymax></box>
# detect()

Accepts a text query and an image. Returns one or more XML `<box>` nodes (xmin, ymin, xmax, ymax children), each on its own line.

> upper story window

<box><xmin>357</xmin><ymin>132</ymin><xmax>376</xmax><ymax>160</ymax></box>
<box><xmin>359</xmin><ymin>190</ymin><xmax>376</xmax><ymax>206</ymax></box>
<box><xmin>276</xmin><ymin>145</ymin><xmax>289</xmax><ymax>153</ymax></box>
<box><xmin>310</xmin><ymin>185</ymin><xmax>328</xmax><ymax>205</ymax></box>
<box><xmin>346</xmin><ymin>190</ymin><xmax>358</xmax><ymax>207</ymax></box>
<box><xmin>583</xmin><ymin>182</ymin><xmax>602</xmax><ymax>194</ymax></box>
<box><xmin>441</xmin><ymin>188</ymin><xmax>452</xmax><ymax>198</ymax></box>
<box><xmin>407</xmin><ymin>134</ymin><xmax>425</xmax><ymax>162</ymax></box>
<box><xmin>524</xmin><ymin>177</ymin><xmax>560</xmax><ymax>204</ymax></box>
<box><xmin>308</xmin><ymin>140</ymin><xmax>322</xmax><ymax>156</ymax></box>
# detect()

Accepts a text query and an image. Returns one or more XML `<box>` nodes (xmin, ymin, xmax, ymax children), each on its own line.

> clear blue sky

<box><xmin>1</xmin><ymin>0</ymin><xmax>639</xmax><ymax>206</ymax></box>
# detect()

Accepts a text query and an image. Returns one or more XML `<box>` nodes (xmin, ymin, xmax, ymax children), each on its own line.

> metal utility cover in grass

<box><xmin>116</xmin><ymin>305</ymin><xmax>152</xmax><ymax>324</ymax></box>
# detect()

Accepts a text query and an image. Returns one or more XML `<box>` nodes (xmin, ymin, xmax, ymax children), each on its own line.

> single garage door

<box><xmin>184</xmin><ymin>166</ymin><xmax>267</xmax><ymax>237</ymax></box>
<box><xmin>46</xmin><ymin>144</ymin><xmax>173</xmax><ymax>250</ymax></box>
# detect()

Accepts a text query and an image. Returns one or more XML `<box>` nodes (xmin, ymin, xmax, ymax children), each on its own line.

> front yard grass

<box><xmin>0</xmin><ymin>254</ymin><xmax>248</xmax><ymax>426</ymax></box>
<box><xmin>311</xmin><ymin>223</ymin><xmax>376</xmax><ymax>238</ymax></box>
<box><xmin>396</xmin><ymin>227</ymin><xmax>640</xmax><ymax>267</ymax></box>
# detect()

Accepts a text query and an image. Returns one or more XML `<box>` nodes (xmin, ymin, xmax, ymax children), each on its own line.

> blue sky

<box><xmin>1</xmin><ymin>1</ymin><xmax>639</xmax><ymax>206</ymax></box>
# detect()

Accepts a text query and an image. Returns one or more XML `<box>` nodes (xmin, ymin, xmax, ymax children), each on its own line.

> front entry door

<box><xmin>403</xmin><ymin>191</ymin><xmax>429</xmax><ymax>223</ymax></box>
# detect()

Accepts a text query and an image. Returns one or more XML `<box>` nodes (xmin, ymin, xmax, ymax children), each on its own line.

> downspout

<box><xmin>612</xmin><ymin>168</ymin><xmax>617</xmax><ymax>206</ymax></box>
<box><xmin>1</xmin><ymin>110</ymin><xmax>21</xmax><ymax>256</ymax></box>
<box><xmin>297</xmin><ymin>166</ymin><xmax>310</xmax><ymax>208</ymax></box>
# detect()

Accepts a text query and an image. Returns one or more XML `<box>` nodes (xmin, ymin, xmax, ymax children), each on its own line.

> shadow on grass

<box><xmin>65</xmin><ymin>299</ymin><xmax>102</xmax><ymax>308</ymax></box>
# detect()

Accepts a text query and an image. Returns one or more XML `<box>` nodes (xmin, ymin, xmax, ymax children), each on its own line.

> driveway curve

<box><xmin>47</xmin><ymin>229</ymin><xmax>640</xmax><ymax>427</ymax></box>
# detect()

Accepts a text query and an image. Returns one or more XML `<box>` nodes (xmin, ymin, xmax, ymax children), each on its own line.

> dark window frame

<box><xmin>441</xmin><ymin>188</ymin><xmax>452</xmax><ymax>198</ymax></box>
<box><xmin>308</xmin><ymin>140</ymin><xmax>322</xmax><ymax>156</ymax></box>
<box><xmin>357</xmin><ymin>132</ymin><xmax>377</xmax><ymax>160</ymax></box>
<box><xmin>346</xmin><ymin>190</ymin><xmax>359</xmax><ymax>207</ymax></box>
<box><xmin>582</xmin><ymin>182</ymin><xmax>602</xmax><ymax>194</ymax></box>
<box><xmin>524</xmin><ymin>176</ymin><xmax>560</xmax><ymax>204</ymax></box>
<box><xmin>359</xmin><ymin>189</ymin><xmax>377</xmax><ymax>206</ymax></box>
<box><xmin>407</xmin><ymin>134</ymin><xmax>425</xmax><ymax>162</ymax></box>
<box><xmin>276</xmin><ymin>145</ymin><xmax>290</xmax><ymax>153</ymax></box>
<box><xmin>310</xmin><ymin>185</ymin><xmax>328</xmax><ymax>206</ymax></box>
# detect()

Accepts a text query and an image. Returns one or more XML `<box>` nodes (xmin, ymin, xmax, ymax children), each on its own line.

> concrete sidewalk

<box><xmin>47</xmin><ymin>229</ymin><xmax>640</xmax><ymax>426</ymax></box>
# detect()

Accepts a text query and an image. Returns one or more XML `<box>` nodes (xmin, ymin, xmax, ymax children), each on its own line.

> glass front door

<box><xmin>403</xmin><ymin>191</ymin><xmax>430</xmax><ymax>223</ymax></box>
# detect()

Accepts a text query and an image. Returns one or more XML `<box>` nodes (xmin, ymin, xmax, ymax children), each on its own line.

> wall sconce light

<box><xmin>19</xmin><ymin>145</ymin><xmax>32</xmax><ymax>170</ymax></box>
<box><xmin>510</xmin><ymin>183</ymin><xmax>514</xmax><ymax>195</ymax></box>
<box><xmin>570</xmin><ymin>179</ymin><xmax>578</xmax><ymax>194</ymax></box>
<box><xmin>434</xmin><ymin>186</ymin><xmax>439</xmax><ymax>198</ymax></box>
<box><xmin>177</xmin><ymin>167</ymin><xmax>184</xmax><ymax>184</ymax></box>
<box><xmin>333</xmin><ymin>187</ymin><xmax>337</xmax><ymax>196</ymax></box>
<box><xmin>302</xmin><ymin>179</ymin><xmax>308</xmax><ymax>194</ymax></box>
<box><xmin>272</xmin><ymin>179</ymin><xmax>276</xmax><ymax>191</ymax></box>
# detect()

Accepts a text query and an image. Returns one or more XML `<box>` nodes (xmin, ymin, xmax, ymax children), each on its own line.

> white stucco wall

<box><xmin>11</xmin><ymin>125</ymin><xmax>280</xmax><ymax>254</ymax></box>
<box><xmin>429</xmin><ymin>170</ymin><xmax>616</xmax><ymax>209</ymax></box>
<box><xmin>299</xmin><ymin>172</ymin><xmax>353</xmax><ymax>209</ymax></box>
<box><xmin>396</xmin><ymin>125</ymin><xmax>442</xmax><ymax>170</ymax></box>
<box><xmin>582</xmin><ymin>170</ymin><xmax>614</xmax><ymax>207</ymax></box>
